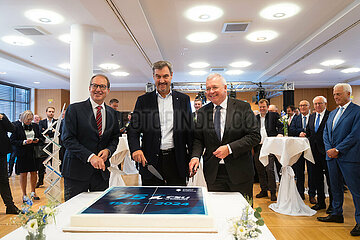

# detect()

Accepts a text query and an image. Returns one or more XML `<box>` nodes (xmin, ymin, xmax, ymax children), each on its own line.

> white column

<box><xmin>70</xmin><ymin>24</ymin><xmax>93</xmax><ymax>103</ymax></box>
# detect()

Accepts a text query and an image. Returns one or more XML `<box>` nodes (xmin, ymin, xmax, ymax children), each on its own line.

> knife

<box><xmin>146</xmin><ymin>164</ymin><xmax>164</xmax><ymax>181</ymax></box>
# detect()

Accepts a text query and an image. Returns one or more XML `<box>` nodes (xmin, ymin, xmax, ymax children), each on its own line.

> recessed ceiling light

<box><xmin>2</xmin><ymin>36</ymin><xmax>34</xmax><ymax>46</ymax></box>
<box><xmin>229</xmin><ymin>61</ymin><xmax>252</xmax><ymax>68</ymax></box>
<box><xmin>304</xmin><ymin>69</ymin><xmax>324</xmax><ymax>74</ymax></box>
<box><xmin>111</xmin><ymin>71</ymin><xmax>129</xmax><ymax>77</ymax></box>
<box><xmin>185</xmin><ymin>5</ymin><xmax>223</xmax><ymax>22</ymax></box>
<box><xmin>59</xmin><ymin>63</ymin><xmax>70</xmax><ymax>70</ymax></box>
<box><xmin>25</xmin><ymin>9</ymin><xmax>64</xmax><ymax>24</ymax></box>
<box><xmin>0</xmin><ymin>72</ymin><xmax>6</xmax><ymax>75</ymax></box>
<box><xmin>99</xmin><ymin>63</ymin><xmax>120</xmax><ymax>70</ymax></box>
<box><xmin>260</xmin><ymin>3</ymin><xmax>300</xmax><ymax>20</ymax></box>
<box><xmin>186</xmin><ymin>32</ymin><xmax>217</xmax><ymax>43</ymax></box>
<box><xmin>59</xmin><ymin>34</ymin><xmax>71</xmax><ymax>44</ymax></box>
<box><xmin>225</xmin><ymin>70</ymin><xmax>244</xmax><ymax>75</ymax></box>
<box><xmin>246</xmin><ymin>30</ymin><xmax>278</xmax><ymax>42</ymax></box>
<box><xmin>320</xmin><ymin>59</ymin><xmax>345</xmax><ymax>67</ymax></box>
<box><xmin>188</xmin><ymin>62</ymin><xmax>210</xmax><ymax>68</ymax></box>
<box><xmin>341</xmin><ymin>67</ymin><xmax>360</xmax><ymax>73</ymax></box>
<box><xmin>189</xmin><ymin>70</ymin><xmax>208</xmax><ymax>76</ymax></box>
<box><xmin>33</xmin><ymin>81</ymin><xmax>40</xmax><ymax>84</ymax></box>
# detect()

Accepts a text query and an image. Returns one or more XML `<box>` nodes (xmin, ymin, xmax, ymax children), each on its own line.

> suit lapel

<box><xmin>334</xmin><ymin>103</ymin><xmax>353</xmax><ymax>130</ymax></box>
<box><xmin>222</xmin><ymin>98</ymin><xmax>235</xmax><ymax>143</ymax></box>
<box><xmin>86</xmin><ymin>99</ymin><xmax>99</xmax><ymax>138</ymax></box>
<box><xmin>172</xmin><ymin>91</ymin><xmax>179</xmax><ymax>129</ymax></box>
<box><xmin>151</xmin><ymin>91</ymin><xmax>161</xmax><ymax>129</ymax></box>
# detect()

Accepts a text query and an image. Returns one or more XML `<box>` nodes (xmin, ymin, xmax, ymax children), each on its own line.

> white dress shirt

<box><xmin>313</xmin><ymin>109</ymin><xmax>326</xmax><ymax>128</ymax></box>
<box><xmin>157</xmin><ymin>90</ymin><xmax>174</xmax><ymax>150</ymax></box>
<box><xmin>259</xmin><ymin>114</ymin><xmax>268</xmax><ymax>144</ymax></box>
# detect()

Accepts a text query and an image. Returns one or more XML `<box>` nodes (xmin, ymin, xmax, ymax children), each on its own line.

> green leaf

<box><xmin>256</xmin><ymin>219</ymin><xmax>265</xmax><ymax>226</ymax></box>
<box><xmin>254</xmin><ymin>211</ymin><xmax>261</xmax><ymax>219</ymax></box>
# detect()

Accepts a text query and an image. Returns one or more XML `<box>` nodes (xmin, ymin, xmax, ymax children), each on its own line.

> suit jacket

<box><xmin>306</xmin><ymin>110</ymin><xmax>330</xmax><ymax>155</ymax></box>
<box><xmin>10</xmin><ymin>121</ymin><xmax>42</xmax><ymax>161</ymax></box>
<box><xmin>256</xmin><ymin>111</ymin><xmax>283</xmax><ymax>138</ymax></box>
<box><xmin>191</xmin><ymin>98</ymin><xmax>261</xmax><ymax>185</ymax></box>
<box><xmin>289</xmin><ymin>113</ymin><xmax>309</xmax><ymax>136</ymax></box>
<box><xmin>0</xmin><ymin>113</ymin><xmax>14</xmax><ymax>154</ymax></box>
<box><xmin>323</xmin><ymin>102</ymin><xmax>360</xmax><ymax>162</ymax></box>
<box><xmin>127</xmin><ymin>90</ymin><xmax>193</xmax><ymax>179</ymax></box>
<box><xmin>61</xmin><ymin>98</ymin><xmax>120</xmax><ymax>181</ymax></box>
<box><xmin>39</xmin><ymin>118</ymin><xmax>57</xmax><ymax>139</ymax></box>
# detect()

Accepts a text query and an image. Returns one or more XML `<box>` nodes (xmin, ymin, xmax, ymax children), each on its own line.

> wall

<box><xmin>35</xmin><ymin>89</ymin><xmax>70</xmax><ymax>119</ymax></box>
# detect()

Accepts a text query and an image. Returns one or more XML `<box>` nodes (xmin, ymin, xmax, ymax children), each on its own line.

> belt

<box><xmin>159</xmin><ymin>148</ymin><xmax>175</xmax><ymax>155</ymax></box>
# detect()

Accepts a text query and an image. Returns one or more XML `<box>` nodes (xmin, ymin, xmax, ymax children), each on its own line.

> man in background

<box><xmin>305</xmin><ymin>96</ymin><xmax>332</xmax><ymax>212</ymax></box>
<box><xmin>37</xmin><ymin>107</ymin><xmax>56</xmax><ymax>188</ymax></box>
<box><xmin>286</xmin><ymin>105</ymin><xmax>296</xmax><ymax>125</ymax></box>
<box><xmin>109</xmin><ymin>98</ymin><xmax>123</xmax><ymax>131</ymax></box>
<box><xmin>318</xmin><ymin>83</ymin><xmax>360</xmax><ymax>237</ymax></box>
<box><xmin>193</xmin><ymin>98</ymin><xmax>203</xmax><ymax>122</ymax></box>
<box><xmin>268</xmin><ymin>104</ymin><xmax>279</xmax><ymax>114</ymax></box>
<box><xmin>33</xmin><ymin>115</ymin><xmax>41</xmax><ymax>124</ymax></box>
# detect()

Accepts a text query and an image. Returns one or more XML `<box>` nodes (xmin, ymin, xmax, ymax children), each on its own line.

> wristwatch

<box><xmin>335</xmin><ymin>149</ymin><xmax>339</xmax><ymax>153</ymax></box>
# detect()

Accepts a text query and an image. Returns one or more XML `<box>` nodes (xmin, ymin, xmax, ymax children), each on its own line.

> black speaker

<box><xmin>283</xmin><ymin>90</ymin><xmax>294</xmax><ymax>110</ymax></box>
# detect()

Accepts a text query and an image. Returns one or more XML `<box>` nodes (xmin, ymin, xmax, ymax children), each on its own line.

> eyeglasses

<box><xmin>90</xmin><ymin>83</ymin><xmax>107</xmax><ymax>91</ymax></box>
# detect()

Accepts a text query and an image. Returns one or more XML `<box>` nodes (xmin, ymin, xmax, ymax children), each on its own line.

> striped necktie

<box><xmin>96</xmin><ymin>106</ymin><xmax>102</xmax><ymax>136</ymax></box>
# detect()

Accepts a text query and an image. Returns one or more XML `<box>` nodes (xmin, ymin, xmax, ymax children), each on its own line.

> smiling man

<box><xmin>61</xmin><ymin>74</ymin><xmax>120</xmax><ymax>201</ymax></box>
<box><xmin>189</xmin><ymin>73</ymin><xmax>260</xmax><ymax>199</ymax></box>
<box><xmin>127</xmin><ymin>61</ymin><xmax>193</xmax><ymax>186</ymax></box>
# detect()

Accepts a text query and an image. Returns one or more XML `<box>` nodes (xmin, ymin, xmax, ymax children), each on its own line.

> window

<box><xmin>0</xmin><ymin>81</ymin><xmax>30</xmax><ymax>122</ymax></box>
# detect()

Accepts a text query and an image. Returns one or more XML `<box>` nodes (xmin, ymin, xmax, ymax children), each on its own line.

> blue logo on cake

<box><xmin>80</xmin><ymin>186</ymin><xmax>207</xmax><ymax>215</ymax></box>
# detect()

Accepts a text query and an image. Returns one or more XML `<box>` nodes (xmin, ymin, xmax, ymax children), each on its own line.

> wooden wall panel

<box><xmin>352</xmin><ymin>85</ymin><xmax>360</xmax><ymax>105</ymax></box>
<box><xmin>106</xmin><ymin>91</ymin><xmax>145</xmax><ymax>112</ymax></box>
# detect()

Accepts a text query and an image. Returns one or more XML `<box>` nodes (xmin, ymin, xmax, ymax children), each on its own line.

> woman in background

<box><xmin>10</xmin><ymin>110</ymin><xmax>42</xmax><ymax>202</ymax></box>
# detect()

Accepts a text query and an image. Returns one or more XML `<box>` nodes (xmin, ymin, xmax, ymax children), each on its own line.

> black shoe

<box><xmin>30</xmin><ymin>192</ymin><xmax>40</xmax><ymax>201</ymax></box>
<box><xmin>270</xmin><ymin>192</ymin><xmax>277</xmax><ymax>201</ymax></box>
<box><xmin>317</xmin><ymin>214</ymin><xmax>344</xmax><ymax>223</ymax></box>
<box><xmin>350</xmin><ymin>224</ymin><xmax>360</xmax><ymax>236</ymax></box>
<box><xmin>35</xmin><ymin>182</ymin><xmax>43</xmax><ymax>188</ymax></box>
<box><xmin>326</xmin><ymin>205</ymin><xmax>333</xmax><ymax>214</ymax></box>
<box><xmin>6</xmin><ymin>205</ymin><xmax>20</xmax><ymax>214</ymax></box>
<box><xmin>256</xmin><ymin>191</ymin><xmax>268</xmax><ymax>198</ymax></box>
<box><xmin>311</xmin><ymin>203</ymin><xmax>326</xmax><ymax>210</ymax></box>
<box><xmin>309</xmin><ymin>196</ymin><xmax>317</xmax><ymax>204</ymax></box>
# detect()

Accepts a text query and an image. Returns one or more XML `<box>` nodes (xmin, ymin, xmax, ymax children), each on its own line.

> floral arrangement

<box><xmin>12</xmin><ymin>199</ymin><xmax>57</xmax><ymax>240</ymax></box>
<box><xmin>229</xmin><ymin>199</ymin><xmax>264</xmax><ymax>240</ymax></box>
<box><xmin>279</xmin><ymin>111</ymin><xmax>289</xmax><ymax>136</ymax></box>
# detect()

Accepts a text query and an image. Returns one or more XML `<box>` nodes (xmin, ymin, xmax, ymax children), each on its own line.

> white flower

<box><xmin>44</xmin><ymin>207</ymin><xmax>52</xmax><ymax>215</ymax></box>
<box><xmin>26</xmin><ymin>219</ymin><xmax>38</xmax><ymax>233</ymax></box>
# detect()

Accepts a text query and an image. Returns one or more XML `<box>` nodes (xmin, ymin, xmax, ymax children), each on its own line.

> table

<box><xmin>108</xmin><ymin>135</ymin><xmax>139</xmax><ymax>186</ymax></box>
<box><xmin>2</xmin><ymin>192</ymin><xmax>275</xmax><ymax>240</ymax></box>
<box><xmin>259</xmin><ymin>137</ymin><xmax>316</xmax><ymax>216</ymax></box>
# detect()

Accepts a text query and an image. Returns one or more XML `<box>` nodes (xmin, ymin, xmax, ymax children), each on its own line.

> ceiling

<box><xmin>0</xmin><ymin>0</ymin><xmax>360</xmax><ymax>91</ymax></box>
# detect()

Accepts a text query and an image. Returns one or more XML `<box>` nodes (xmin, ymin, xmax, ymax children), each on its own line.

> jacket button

<box><xmin>155</xmin><ymin>154</ymin><xmax>159</xmax><ymax>157</ymax></box>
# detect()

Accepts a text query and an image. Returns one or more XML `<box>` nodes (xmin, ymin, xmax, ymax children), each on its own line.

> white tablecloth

<box><xmin>259</xmin><ymin>137</ymin><xmax>316</xmax><ymax>216</ymax></box>
<box><xmin>2</xmin><ymin>192</ymin><xmax>275</xmax><ymax>240</ymax></box>
<box><xmin>108</xmin><ymin>136</ymin><xmax>139</xmax><ymax>186</ymax></box>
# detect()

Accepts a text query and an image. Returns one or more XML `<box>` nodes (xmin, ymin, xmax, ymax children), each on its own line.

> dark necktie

<box><xmin>96</xmin><ymin>106</ymin><xmax>103</xmax><ymax>136</ymax></box>
<box><xmin>214</xmin><ymin>105</ymin><xmax>222</xmax><ymax>141</ymax></box>
<box><xmin>303</xmin><ymin>116</ymin><xmax>307</xmax><ymax>131</ymax></box>
<box><xmin>24</xmin><ymin>124</ymin><xmax>32</xmax><ymax>131</ymax></box>
<box><xmin>315</xmin><ymin>113</ymin><xmax>320</xmax><ymax>132</ymax></box>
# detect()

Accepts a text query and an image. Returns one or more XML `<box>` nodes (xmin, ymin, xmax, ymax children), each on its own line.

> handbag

<box><xmin>34</xmin><ymin>144</ymin><xmax>48</xmax><ymax>159</ymax></box>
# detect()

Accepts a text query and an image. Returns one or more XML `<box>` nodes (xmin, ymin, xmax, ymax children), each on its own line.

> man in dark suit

<box><xmin>37</xmin><ymin>107</ymin><xmax>57</xmax><ymax>188</ymax></box>
<box><xmin>128</xmin><ymin>61</ymin><xmax>193</xmax><ymax>186</ymax></box>
<box><xmin>189</xmin><ymin>73</ymin><xmax>260</xmax><ymax>199</ymax></box>
<box><xmin>254</xmin><ymin>99</ymin><xmax>283</xmax><ymax>201</ymax></box>
<box><xmin>305</xmin><ymin>96</ymin><xmax>332</xmax><ymax>212</ymax></box>
<box><xmin>318</xmin><ymin>83</ymin><xmax>360</xmax><ymax>236</ymax></box>
<box><xmin>289</xmin><ymin>100</ymin><xmax>315</xmax><ymax>202</ymax></box>
<box><xmin>192</xmin><ymin>98</ymin><xmax>203</xmax><ymax>122</ymax></box>
<box><xmin>109</xmin><ymin>98</ymin><xmax>123</xmax><ymax>130</ymax></box>
<box><xmin>61</xmin><ymin>74</ymin><xmax>120</xmax><ymax>201</ymax></box>
<box><xmin>0</xmin><ymin>113</ymin><xmax>19</xmax><ymax>214</ymax></box>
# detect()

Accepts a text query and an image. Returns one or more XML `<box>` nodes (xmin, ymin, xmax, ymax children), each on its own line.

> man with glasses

<box><xmin>128</xmin><ymin>61</ymin><xmax>193</xmax><ymax>186</ymax></box>
<box><xmin>290</xmin><ymin>100</ymin><xmax>315</xmax><ymax>202</ymax></box>
<box><xmin>305</xmin><ymin>96</ymin><xmax>332</xmax><ymax>212</ymax></box>
<box><xmin>61</xmin><ymin>74</ymin><xmax>120</xmax><ymax>201</ymax></box>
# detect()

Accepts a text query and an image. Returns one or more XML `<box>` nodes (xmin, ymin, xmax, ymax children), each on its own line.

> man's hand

<box><xmin>32</xmin><ymin>138</ymin><xmax>39</xmax><ymax>144</ymax></box>
<box><xmin>26</xmin><ymin>139</ymin><xmax>33</xmax><ymax>144</ymax></box>
<box><xmin>90</xmin><ymin>155</ymin><xmax>106</xmax><ymax>171</ymax></box>
<box><xmin>327</xmin><ymin>148</ymin><xmax>339</xmax><ymax>159</ymax></box>
<box><xmin>213</xmin><ymin>145</ymin><xmax>230</xmax><ymax>159</ymax></box>
<box><xmin>299</xmin><ymin>132</ymin><xmax>306</xmax><ymax>137</ymax></box>
<box><xmin>132</xmin><ymin>150</ymin><xmax>147</xmax><ymax>167</ymax></box>
<box><xmin>98</xmin><ymin>149</ymin><xmax>110</xmax><ymax>162</ymax></box>
<box><xmin>189</xmin><ymin>158</ymin><xmax>200</xmax><ymax>177</ymax></box>
<box><xmin>277</xmin><ymin>134</ymin><xmax>283</xmax><ymax>137</ymax></box>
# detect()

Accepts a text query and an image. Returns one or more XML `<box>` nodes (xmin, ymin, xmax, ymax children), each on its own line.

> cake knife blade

<box><xmin>146</xmin><ymin>164</ymin><xmax>164</xmax><ymax>181</ymax></box>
